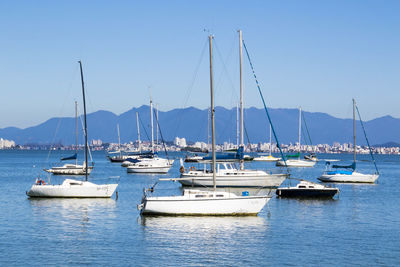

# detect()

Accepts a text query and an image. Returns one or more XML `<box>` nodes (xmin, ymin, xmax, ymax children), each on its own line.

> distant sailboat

<box><xmin>27</xmin><ymin>61</ymin><xmax>118</xmax><ymax>198</ymax></box>
<box><xmin>126</xmin><ymin>98</ymin><xmax>174</xmax><ymax>174</ymax></box>
<box><xmin>254</xmin><ymin>124</ymin><xmax>280</xmax><ymax>162</ymax></box>
<box><xmin>276</xmin><ymin>107</ymin><xmax>316</xmax><ymax>167</ymax></box>
<box><xmin>44</xmin><ymin>101</ymin><xmax>93</xmax><ymax>175</ymax></box>
<box><xmin>138</xmin><ymin>35</ymin><xmax>271</xmax><ymax>215</ymax></box>
<box><xmin>318</xmin><ymin>99</ymin><xmax>379</xmax><ymax>183</ymax></box>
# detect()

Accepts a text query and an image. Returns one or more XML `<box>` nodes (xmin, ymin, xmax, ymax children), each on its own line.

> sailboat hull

<box><xmin>27</xmin><ymin>179</ymin><xmax>118</xmax><ymax>198</ymax></box>
<box><xmin>44</xmin><ymin>165</ymin><xmax>93</xmax><ymax>175</ymax></box>
<box><xmin>276</xmin><ymin>159</ymin><xmax>316</xmax><ymax>167</ymax></box>
<box><xmin>318</xmin><ymin>172</ymin><xmax>379</xmax><ymax>183</ymax></box>
<box><xmin>179</xmin><ymin>172</ymin><xmax>287</xmax><ymax>188</ymax></box>
<box><xmin>140</xmin><ymin>194</ymin><xmax>271</xmax><ymax>216</ymax></box>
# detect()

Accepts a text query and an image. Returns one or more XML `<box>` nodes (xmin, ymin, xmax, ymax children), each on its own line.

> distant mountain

<box><xmin>1</xmin><ymin>105</ymin><xmax>399</xmax><ymax>146</ymax></box>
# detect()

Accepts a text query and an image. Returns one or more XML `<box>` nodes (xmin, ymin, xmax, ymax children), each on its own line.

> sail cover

<box><xmin>332</xmin><ymin>162</ymin><xmax>356</xmax><ymax>170</ymax></box>
<box><xmin>61</xmin><ymin>153</ymin><xmax>77</xmax><ymax>161</ymax></box>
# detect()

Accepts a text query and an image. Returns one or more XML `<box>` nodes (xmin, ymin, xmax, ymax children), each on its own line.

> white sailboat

<box><xmin>179</xmin><ymin>30</ymin><xmax>287</xmax><ymax>188</ymax></box>
<box><xmin>27</xmin><ymin>61</ymin><xmax>118</xmax><ymax>198</ymax></box>
<box><xmin>254</xmin><ymin>124</ymin><xmax>280</xmax><ymax>162</ymax></box>
<box><xmin>276</xmin><ymin>107</ymin><xmax>316</xmax><ymax>167</ymax></box>
<box><xmin>126</xmin><ymin>97</ymin><xmax>174</xmax><ymax>173</ymax></box>
<box><xmin>318</xmin><ymin>99</ymin><xmax>379</xmax><ymax>183</ymax></box>
<box><xmin>44</xmin><ymin>101</ymin><xmax>94</xmax><ymax>175</ymax></box>
<box><xmin>138</xmin><ymin>35</ymin><xmax>271</xmax><ymax>215</ymax></box>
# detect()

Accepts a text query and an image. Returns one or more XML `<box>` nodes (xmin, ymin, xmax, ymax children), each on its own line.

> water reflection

<box><xmin>29</xmin><ymin>198</ymin><xmax>117</xmax><ymax>228</ymax></box>
<box><xmin>139</xmin><ymin>215</ymin><xmax>267</xmax><ymax>233</ymax></box>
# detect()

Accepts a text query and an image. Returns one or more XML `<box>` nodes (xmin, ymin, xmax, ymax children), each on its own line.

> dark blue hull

<box><xmin>276</xmin><ymin>188</ymin><xmax>338</xmax><ymax>198</ymax></box>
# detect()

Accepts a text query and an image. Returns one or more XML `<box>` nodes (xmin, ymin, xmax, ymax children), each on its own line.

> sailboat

<box><xmin>44</xmin><ymin>101</ymin><xmax>94</xmax><ymax>175</ymax></box>
<box><xmin>318</xmin><ymin>99</ymin><xmax>379</xmax><ymax>183</ymax></box>
<box><xmin>138</xmin><ymin>35</ymin><xmax>270</xmax><ymax>215</ymax></box>
<box><xmin>26</xmin><ymin>61</ymin><xmax>118</xmax><ymax>198</ymax></box>
<box><xmin>254</xmin><ymin>124</ymin><xmax>280</xmax><ymax>162</ymax></box>
<box><xmin>276</xmin><ymin>107</ymin><xmax>316</xmax><ymax>167</ymax></box>
<box><xmin>126</xmin><ymin>98</ymin><xmax>174</xmax><ymax>174</ymax></box>
<box><xmin>177</xmin><ymin>30</ymin><xmax>287</xmax><ymax>188</ymax></box>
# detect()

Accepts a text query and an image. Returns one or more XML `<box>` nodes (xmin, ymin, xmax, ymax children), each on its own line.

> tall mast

<box><xmin>239</xmin><ymin>29</ymin><xmax>244</xmax><ymax>170</ymax></box>
<box><xmin>353</xmin><ymin>98</ymin><xmax>356</xmax><ymax>164</ymax></box>
<box><xmin>298</xmin><ymin>107</ymin><xmax>302</xmax><ymax>154</ymax></box>
<box><xmin>117</xmin><ymin>123</ymin><xmax>121</xmax><ymax>157</ymax></box>
<box><xmin>209</xmin><ymin>35</ymin><xmax>216</xmax><ymax>191</ymax></box>
<box><xmin>150</xmin><ymin>97</ymin><xmax>154</xmax><ymax>153</ymax></box>
<box><xmin>136</xmin><ymin>112</ymin><xmax>141</xmax><ymax>153</ymax></box>
<box><xmin>75</xmin><ymin>101</ymin><xmax>78</xmax><ymax>165</ymax></box>
<box><xmin>78</xmin><ymin>60</ymin><xmax>88</xmax><ymax>181</ymax></box>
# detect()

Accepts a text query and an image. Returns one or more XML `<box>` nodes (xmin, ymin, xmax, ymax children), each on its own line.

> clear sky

<box><xmin>0</xmin><ymin>0</ymin><xmax>399</xmax><ymax>128</ymax></box>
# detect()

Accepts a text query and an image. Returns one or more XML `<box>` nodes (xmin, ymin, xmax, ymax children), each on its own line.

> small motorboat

<box><xmin>276</xmin><ymin>180</ymin><xmax>339</xmax><ymax>198</ymax></box>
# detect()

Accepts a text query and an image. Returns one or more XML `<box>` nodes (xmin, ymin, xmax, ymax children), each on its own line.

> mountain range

<box><xmin>1</xmin><ymin>105</ymin><xmax>399</xmax><ymax>146</ymax></box>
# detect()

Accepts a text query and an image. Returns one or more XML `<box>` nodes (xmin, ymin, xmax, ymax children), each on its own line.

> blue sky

<box><xmin>0</xmin><ymin>0</ymin><xmax>399</xmax><ymax>128</ymax></box>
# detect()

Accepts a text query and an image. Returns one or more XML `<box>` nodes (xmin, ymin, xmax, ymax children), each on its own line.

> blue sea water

<box><xmin>0</xmin><ymin>150</ymin><xmax>399</xmax><ymax>266</ymax></box>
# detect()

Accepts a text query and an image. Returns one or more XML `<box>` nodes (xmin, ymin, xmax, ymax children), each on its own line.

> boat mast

<box><xmin>150</xmin><ymin>97</ymin><xmax>154</xmax><ymax>153</ymax></box>
<box><xmin>78</xmin><ymin>60</ymin><xmax>88</xmax><ymax>181</ymax></box>
<box><xmin>353</xmin><ymin>98</ymin><xmax>356</xmax><ymax>164</ymax></box>
<box><xmin>75</xmin><ymin>101</ymin><xmax>78</xmax><ymax>166</ymax></box>
<box><xmin>298</xmin><ymin>107</ymin><xmax>302</xmax><ymax>154</ymax></box>
<box><xmin>117</xmin><ymin>123</ymin><xmax>121</xmax><ymax>158</ymax></box>
<box><xmin>209</xmin><ymin>35</ymin><xmax>216</xmax><ymax>191</ymax></box>
<box><xmin>239</xmin><ymin>29</ymin><xmax>244</xmax><ymax>170</ymax></box>
<box><xmin>136</xmin><ymin>112</ymin><xmax>141</xmax><ymax>153</ymax></box>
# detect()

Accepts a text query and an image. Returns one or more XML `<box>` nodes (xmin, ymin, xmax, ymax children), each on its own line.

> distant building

<box><xmin>0</xmin><ymin>138</ymin><xmax>16</xmax><ymax>149</ymax></box>
<box><xmin>174</xmin><ymin>137</ymin><xmax>187</xmax><ymax>148</ymax></box>
<box><xmin>91</xmin><ymin>139</ymin><xmax>103</xmax><ymax>146</ymax></box>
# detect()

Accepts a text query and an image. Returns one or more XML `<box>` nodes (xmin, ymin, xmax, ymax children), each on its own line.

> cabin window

<box><xmin>309</xmin><ymin>186</ymin><xmax>314</xmax><ymax>188</ymax></box>
<box><xmin>216</xmin><ymin>195</ymin><xmax>224</xmax><ymax>197</ymax></box>
<box><xmin>299</xmin><ymin>186</ymin><xmax>306</xmax><ymax>188</ymax></box>
<box><xmin>195</xmin><ymin>195</ymin><xmax>206</xmax><ymax>198</ymax></box>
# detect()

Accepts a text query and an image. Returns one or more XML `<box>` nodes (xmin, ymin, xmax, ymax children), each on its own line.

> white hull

<box><xmin>127</xmin><ymin>166</ymin><xmax>171</xmax><ymax>173</ymax></box>
<box><xmin>253</xmin><ymin>155</ymin><xmax>280</xmax><ymax>162</ymax></box>
<box><xmin>44</xmin><ymin>165</ymin><xmax>93</xmax><ymax>175</ymax></box>
<box><xmin>276</xmin><ymin>159</ymin><xmax>316</xmax><ymax>167</ymax></box>
<box><xmin>179</xmin><ymin>171</ymin><xmax>286</xmax><ymax>188</ymax></box>
<box><xmin>127</xmin><ymin>158</ymin><xmax>174</xmax><ymax>174</ymax></box>
<box><xmin>318</xmin><ymin>172</ymin><xmax>379</xmax><ymax>183</ymax></box>
<box><xmin>27</xmin><ymin>179</ymin><xmax>118</xmax><ymax>198</ymax></box>
<box><xmin>139</xmin><ymin>190</ymin><xmax>270</xmax><ymax>216</ymax></box>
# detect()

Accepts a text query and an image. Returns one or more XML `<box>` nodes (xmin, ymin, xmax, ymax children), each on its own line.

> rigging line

<box><xmin>355</xmin><ymin>104</ymin><xmax>379</xmax><ymax>174</ymax></box>
<box><xmin>77</xmin><ymin>108</ymin><xmax>93</xmax><ymax>162</ymax></box>
<box><xmin>301</xmin><ymin>127</ymin><xmax>309</xmax><ymax>146</ymax></box>
<box><xmin>173</xmin><ymin>38</ymin><xmax>208</xmax><ymax>138</ymax></box>
<box><xmin>243</xmin><ymin>120</ymin><xmax>252</xmax><ymax>149</ymax></box>
<box><xmin>138</xmin><ymin>113</ymin><xmax>151</xmax><ymax>143</ymax></box>
<box><xmin>301</xmin><ymin>112</ymin><xmax>313</xmax><ymax>146</ymax></box>
<box><xmin>242</xmin><ymin>40</ymin><xmax>289</xmax><ymax>172</ymax></box>
<box><xmin>153</xmin><ymin>109</ymin><xmax>170</xmax><ymax>160</ymax></box>
<box><xmin>45</xmin><ymin>67</ymin><xmax>79</xmax><ymax>165</ymax></box>
<box><xmin>213</xmin><ymin>38</ymin><xmax>239</xmax><ymax>101</ymax></box>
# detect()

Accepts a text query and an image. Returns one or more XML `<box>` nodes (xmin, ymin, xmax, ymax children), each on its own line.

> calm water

<box><xmin>0</xmin><ymin>150</ymin><xmax>399</xmax><ymax>266</ymax></box>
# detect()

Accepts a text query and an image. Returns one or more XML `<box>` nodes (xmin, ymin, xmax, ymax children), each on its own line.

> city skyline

<box><xmin>1</xmin><ymin>1</ymin><xmax>399</xmax><ymax>128</ymax></box>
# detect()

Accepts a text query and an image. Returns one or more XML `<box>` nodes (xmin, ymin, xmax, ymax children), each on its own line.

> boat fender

<box><xmin>179</xmin><ymin>166</ymin><xmax>185</xmax><ymax>173</ymax></box>
<box><xmin>189</xmin><ymin>166</ymin><xmax>196</xmax><ymax>172</ymax></box>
